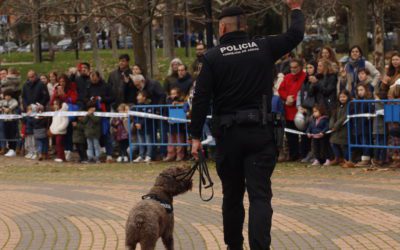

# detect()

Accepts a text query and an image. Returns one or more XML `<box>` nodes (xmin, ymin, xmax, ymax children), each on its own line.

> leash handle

<box><xmin>196</xmin><ymin>149</ymin><xmax>214</xmax><ymax>202</ymax></box>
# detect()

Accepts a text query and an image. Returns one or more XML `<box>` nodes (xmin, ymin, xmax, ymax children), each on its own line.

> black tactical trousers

<box><xmin>215</xmin><ymin>124</ymin><xmax>276</xmax><ymax>250</ymax></box>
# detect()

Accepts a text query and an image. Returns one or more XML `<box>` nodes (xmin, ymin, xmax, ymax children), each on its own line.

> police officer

<box><xmin>190</xmin><ymin>1</ymin><xmax>305</xmax><ymax>249</ymax></box>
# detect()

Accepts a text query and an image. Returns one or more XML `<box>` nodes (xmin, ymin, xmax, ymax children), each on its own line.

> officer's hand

<box><xmin>286</xmin><ymin>0</ymin><xmax>303</xmax><ymax>9</ymax></box>
<box><xmin>191</xmin><ymin>139</ymin><xmax>202</xmax><ymax>160</ymax></box>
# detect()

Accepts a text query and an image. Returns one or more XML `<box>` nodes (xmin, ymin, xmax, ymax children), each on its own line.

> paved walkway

<box><xmin>1</xmin><ymin>164</ymin><xmax>400</xmax><ymax>249</ymax></box>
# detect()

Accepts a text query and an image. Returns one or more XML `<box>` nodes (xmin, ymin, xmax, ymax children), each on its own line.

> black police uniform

<box><xmin>191</xmin><ymin>6</ymin><xmax>304</xmax><ymax>250</ymax></box>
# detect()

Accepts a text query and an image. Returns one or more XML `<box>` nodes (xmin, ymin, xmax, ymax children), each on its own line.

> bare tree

<box><xmin>163</xmin><ymin>0</ymin><xmax>175</xmax><ymax>60</ymax></box>
<box><xmin>95</xmin><ymin>0</ymin><xmax>161</xmax><ymax>77</ymax></box>
<box><xmin>372</xmin><ymin>0</ymin><xmax>385</xmax><ymax>73</ymax></box>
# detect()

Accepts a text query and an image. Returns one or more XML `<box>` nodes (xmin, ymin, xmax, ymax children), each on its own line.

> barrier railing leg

<box><xmin>128</xmin><ymin>114</ymin><xmax>133</xmax><ymax>162</ymax></box>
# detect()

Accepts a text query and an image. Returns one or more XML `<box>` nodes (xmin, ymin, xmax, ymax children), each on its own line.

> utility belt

<box><xmin>214</xmin><ymin>109</ymin><xmax>285</xmax><ymax>127</ymax></box>
<box><xmin>212</xmin><ymin>110</ymin><xmax>285</xmax><ymax>149</ymax></box>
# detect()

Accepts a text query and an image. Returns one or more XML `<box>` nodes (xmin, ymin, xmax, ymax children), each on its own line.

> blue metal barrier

<box><xmin>347</xmin><ymin>99</ymin><xmax>400</xmax><ymax>160</ymax></box>
<box><xmin>128</xmin><ymin>104</ymin><xmax>191</xmax><ymax>161</ymax></box>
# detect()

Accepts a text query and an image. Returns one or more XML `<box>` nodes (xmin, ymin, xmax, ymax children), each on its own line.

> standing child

<box><xmin>306</xmin><ymin>105</ymin><xmax>330</xmax><ymax>166</ymax></box>
<box><xmin>72</xmin><ymin>115</ymin><xmax>88</xmax><ymax>163</ymax></box>
<box><xmin>330</xmin><ymin>90</ymin><xmax>352</xmax><ymax>167</ymax></box>
<box><xmin>372</xmin><ymin>82</ymin><xmax>390</xmax><ymax>167</ymax></box>
<box><xmin>358</xmin><ymin>68</ymin><xmax>374</xmax><ymax>94</ymax></box>
<box><xmin>164</xmin><ymin>87</ymin><xmax>186</xmax><ymax>162</ymax></box>
<box><xmin>83</xmin><ymin>101</ymin><xmax>102</xmax><ymax>163</ymax></box>
<box><xmin>133</xmin><ymin>91</ymin><xmax>154</xmax><ymax>163</ymax></box>
<box><xmin>0</xmin><ymin>90</ymin><xmax>19</xmax><ymax>157</ymax></box>
<box><xmin>49</xmin><ymin>99</ymin><xmax>69</xmax><ymax>162</ymax></box>
<box><xmin>23</xmin><ymin>104</ymin><xmax>37</xmax><ymax>159</ymax></box>
<box><xmin>388</xmin><ymin>79</ymin><xmax>400</xmax><ymax>167</ymax></box>
<box><xmin>353</xmin><ymin>83</ymin><xmax>374</xmax><ymax>167</ymax></box>
<box><xmin>33</xmin><ymin>104</ymin><xmax>49</xmax><ymax>161</ymax></box>
<box><xmin>111</xmin><ymin>103</ymin><xmax>130</xmax><ymax>163</ymax></box>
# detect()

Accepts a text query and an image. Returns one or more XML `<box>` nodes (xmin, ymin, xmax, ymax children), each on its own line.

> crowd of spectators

<box><xmin>0</xmin><ymin>43</ymin><xmax>206</xmax><ymax>163</ymax></box>
<box><xmin>275</xmin><ymin>46</ymin><xmax>400</xmax><ymax>168</ymax></box>
<box><xmin>0</xmin><ymin>43</ymin><xmax>399</xmax><ymax>168</ymax></box>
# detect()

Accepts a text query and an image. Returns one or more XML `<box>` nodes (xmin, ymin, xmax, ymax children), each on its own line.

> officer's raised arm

<box><xmin>269</xmin><ymin>0</ymin><xmax>305</xmax><ymax>61</ymax></box>
<box><xmin>190</xmin><ymin>57</ymin><xmax>214</xmax><ymax>158</ymax></box>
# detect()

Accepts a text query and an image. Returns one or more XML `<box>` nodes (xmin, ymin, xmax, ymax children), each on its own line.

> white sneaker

<box><xmin>201</xmin><ymin>135</ymin><xmax>216</xmax><ymax>145</ymax></box>
<box><xmin>5</xmin><ymin>150</ymin><xmax>16</xmax><ymax>157</ymax></box>
<box><xmin>323</xmin><ymin>159</ymin><xmax>331</xmax><ymax>166</ymax></box>
<box><xmin>144</xmin><ymin>156</ymin><xmax>152</xmax><ymax>163</ymax></box>
<box><xmin>54</xmin><ymin>158</ymin><xmax>63</xmax><ymax>163</ymax></box>
<box><xmin>123</xmin><ymin>156</ymin><xmax>129</xmax><ymax>162</ymax></box>
<box><xmin>311</xmin><ymin>159</ymin><xmax>320</xmax><ymax>166</ymax></box>
<box><xmin>65</xmin><ymin>151</ymin><xmax>72</xmax><ymax>161</ymax></box>
<box><xmin>117</xmin><ymin>156</ymin><xmax>123</xmax><ymax>163</ymax></box>
<box><xmin>133</xmin><ymin>156</ymin><xmax>143</xmax><ymax>163</ymax></box>
<box><xmin>25</xmin><ymin>153</ymin><xmax>33</xmax><ymax>159</ymax></box>
<box><xmin>31</xmin><ymin>153</ymin><xmax>37</xmax><ymax>160</ymax></box>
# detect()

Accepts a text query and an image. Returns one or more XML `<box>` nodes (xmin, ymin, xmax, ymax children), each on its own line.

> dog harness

<box><xmin>142</xmin><ymin>194</ymin><xmax>173</xmax><ymax>214</ymax></box>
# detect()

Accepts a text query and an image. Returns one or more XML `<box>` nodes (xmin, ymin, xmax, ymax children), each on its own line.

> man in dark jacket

<box><xmin>75</xmin><ymin>62</ymin><xmax>91</xmax><ymax>108</ymax></box>
<box><xmin>86</xmin><ymin>71</ymin><xmax>114</xmax><ymax>112</ymax></box>
<box><xmin>132</xmin><ymin>74</ymin><xmax>166</xmax><ymax>105</ymax></box>
<box><xmin>190</xmin><ymin>1</ymin><xmax>305</xmax><ymax>249</ymax></box>
<box><xmin>86</xmin><ymin>71</ymin><xmax>115</xmax><ymax>162</ymax></box>
<box><xmin>174</xmin><ymin>64</ymin><xmax>193</xmax><ymax>97</ymax></box>
<box><xmin>22</xmin><ymin>70</ymin><xmax>50</xmax><ymax>111</ymax></box>
<box><xmin>191</xmin><ymin>43</ymin><xmax>205</xmax><ymax>76</ymax></box>
<box><xmin>108</xmin><ymin>54</ymin><xmax>132</xmax><ymax>109</ymax></box>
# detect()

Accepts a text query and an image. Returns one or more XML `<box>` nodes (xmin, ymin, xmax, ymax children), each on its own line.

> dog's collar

<box><xmin>142</xmin><ymin>194</ymin><xmax>173</xmax><ymax>214</ymax></box>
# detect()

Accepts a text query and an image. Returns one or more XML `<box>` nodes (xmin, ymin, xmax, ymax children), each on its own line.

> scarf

<box><xmin>345</xmin><ymin>57</ymin><xmax>366</xmax><ymax>96</ymax></box>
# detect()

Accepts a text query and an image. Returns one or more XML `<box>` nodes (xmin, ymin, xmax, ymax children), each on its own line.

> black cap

<box><xmin>218</xmin><ymin>6</ymin><xmax>245</xmax><ymax>20</ymax></box>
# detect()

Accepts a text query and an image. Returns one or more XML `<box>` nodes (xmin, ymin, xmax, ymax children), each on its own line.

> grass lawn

<box><xmin>0</xmin><ymin>158</ymin><xmax>393</xmax><ymax>185</ymax></box>
<box><xmin>0</xmin><ymin>48</ymin><xmax>197</xmax><ymax>82</ymax></box>
<box><xmin>0</xmin><ymin>159</ymin><xmax>218</xmax><ymax>184</ymax></box>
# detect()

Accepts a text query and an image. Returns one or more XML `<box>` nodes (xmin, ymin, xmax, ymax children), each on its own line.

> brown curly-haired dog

<box><xmin>126</xmin><ymin>166</ymin><xmax>193</xmax><ymax>250</ymax></box>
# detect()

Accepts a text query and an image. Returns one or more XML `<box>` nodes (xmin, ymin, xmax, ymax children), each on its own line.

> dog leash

<box><xmin>178</xmin><ymin>150</ymin><xmax>214</xmax><ymax>202</ymax></box>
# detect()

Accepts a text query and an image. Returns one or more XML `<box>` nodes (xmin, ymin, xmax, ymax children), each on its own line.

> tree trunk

<box><xmin>348</xmin><ymin>0</ymin><xmax>369</xmax><ymax>59</ymax></box>
<box><xmin>163</xmin><ymin>0</ymin><xmax>175</xmax><ymax>59</ymax></box>
<box><xmin>372</xmin><ymin>0</ymin><xmax>385</xmax><ymax>73</ymax></box>
<box><xmin>111</xmin><ymin>24</ymin><xmax>118</xmax><ymax>59</ymax></box>
<box><xmin>132</xmin><ymin>31</ymin><xmax>148</xmax><ymax>77</ymax></box>
<box><xmin>121</xmin><ymin>27</ymin><xmax>127</xmax><ymax>50</ymax></box>
<box><xmin>89</xmin><ymin>19</ymin><xmax>102</xmax><ymax>73</ymax></box>
<box><xmin>32</xmin><ymin>0</ymin><xmax>40</xmax><ymax>63</ymax></box>
<box><xmin>85</xmin><ymin>0</ymin><xmax>102</xmax><ymax>74</ymax></box>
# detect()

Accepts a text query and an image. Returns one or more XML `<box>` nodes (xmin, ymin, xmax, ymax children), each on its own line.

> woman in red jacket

<box><xmin>50</xmin><ymin>74</ymin><xmax>78</xmax><ymax>161</ymax></box>
<box><xmin>278</xmin><ymin>58</ymin><xmax>306</xmax><ymax>161</ymax></box>
<box><xmin>50</xmin><ymin>74</ymin><xmax>78</xmax><ymax>106</ymax></box>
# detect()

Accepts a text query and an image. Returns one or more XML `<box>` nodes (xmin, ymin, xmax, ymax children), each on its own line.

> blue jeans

<box><xmin>87</xmin><ymin>138</ymin><xmax>101</xmax><ymax>160</ymax></box>
<box><xmin>36</xmin><ymin>138</ymin><xmax>49</xmax><ymax>154</ymax></box>
<box><xmin>374</xmin><ymin>134</ymin><xmax>387</xmax><ymax>162</ymax></box>
<box><xmin>137</xmin><ymin>130</ymin><xmax>153</xmax><ymax>158</ymax></box>
<box><xmin>357</xmin><ymin>134</ymin><xmax>372</xmax><ymax>156</ymax></box>
<box><xmin>101</xmin><ymin>132</ymin><xmax>114</xmax><ymax>157</ymax></box>
<box><xmin>331</xmin><ymin>143</ymin><xmax>349</xmax><ymax>161</ymax></box>
<box><xmin>0</xmin><ymin>121</ymin><xmax>5</xmax><ymax>149</ymax></box>
<box><xmin>156</xmin><ymin>121</ymin><xmax>169</xmax><ymax>157</ymax></box>
<box><xmin>203</xmin><ymin>120</ymin><xmax>213</xmax><ymax>138</ymax></box>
